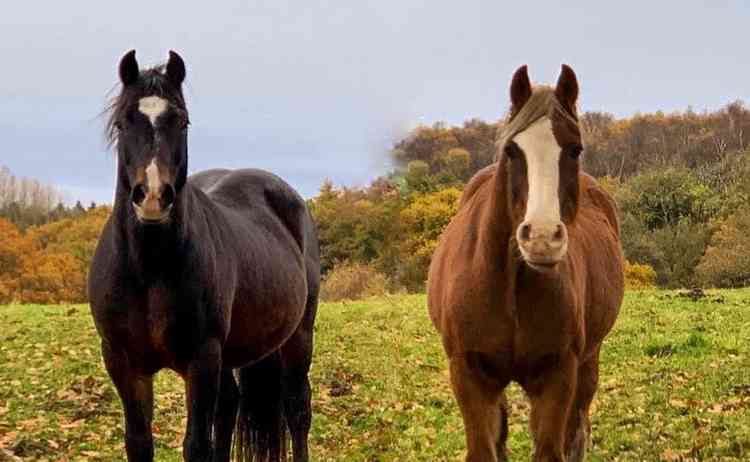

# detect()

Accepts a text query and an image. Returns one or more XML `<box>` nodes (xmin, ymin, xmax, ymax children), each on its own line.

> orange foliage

<box><xmin>0</xmin><ymin>207</ymin><xmax>110</xmax><ymax>304</ymax></box>
<box><xmin>0</xmin><ymin>218</ymin><xmax>33</xmax><ymax>303</ymax></box>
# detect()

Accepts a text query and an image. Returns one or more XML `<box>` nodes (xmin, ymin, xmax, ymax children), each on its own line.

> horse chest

<box><xmin>145</xmin><ymin>285</ymin><xmax>172</xmax><ymax>354</ymax></box>
<box><xmin>126</xmin><ymin>285</ymin><xmax>190</xmax><ymax>371</ymax></box>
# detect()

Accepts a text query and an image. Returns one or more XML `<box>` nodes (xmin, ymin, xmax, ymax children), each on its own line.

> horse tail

<box><xmin>234</xmin><ymin>351</ymin><xmax>288</xmax><ymax>462</ymax></box>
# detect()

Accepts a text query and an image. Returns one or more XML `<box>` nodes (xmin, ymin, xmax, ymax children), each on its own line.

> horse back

<box><xmin>190</xmin><ymin>168</ymin><xmax>312</xmax><ymax>255</ymax></box>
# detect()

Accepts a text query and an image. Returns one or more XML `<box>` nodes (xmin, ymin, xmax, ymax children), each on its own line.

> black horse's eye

<box><xmin>568</xmin><ymin>144</ymin><xmax>583</xmax><ymax>159</ymax></box>
<box><xmin>505</xmin><ymin>143</ymin><xmax>519</xmax><ymax>160</ymax></box>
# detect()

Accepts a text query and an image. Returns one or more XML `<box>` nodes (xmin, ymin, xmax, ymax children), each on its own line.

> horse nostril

<box><xmin>131</xmin><ymin>184</ymin><xmax>146</xmax><ymax>206</ymax></box>
<box><xmin>519</xmin><ymin>223</ymin><xmax>532</xmax><ymax>241</ymax></box>
<box><xmin>553</xmin><ymin>224</ymin><xmax>565</xmax><ymax>241</ymax></box>
<box><xmin>162</xmin><ymin>184</ymin><xmax>176</xmax><ymax>209</ymax></box>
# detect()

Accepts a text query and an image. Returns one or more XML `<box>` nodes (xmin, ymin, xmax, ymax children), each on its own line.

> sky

<box><xmin>1</xmin><ymin>1</ymin><xmax>748</xmax><ymax>204</ymax></box>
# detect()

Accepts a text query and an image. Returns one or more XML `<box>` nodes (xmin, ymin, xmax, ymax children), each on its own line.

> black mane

<box><xmin>105</xmin><ymin>64</ymin><xmax>188</xmax><ymax>146</ymax></box>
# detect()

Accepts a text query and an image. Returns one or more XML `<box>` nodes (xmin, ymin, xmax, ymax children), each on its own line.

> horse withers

<box><xmin>427</xmin><ymin>65</ymin><xmax>624</xmax><ymax>462</ymax></box>
<box><xmin>89</xmin><ymin>50</ymin><xmax>320</xmax><ymax>462</ymax></box>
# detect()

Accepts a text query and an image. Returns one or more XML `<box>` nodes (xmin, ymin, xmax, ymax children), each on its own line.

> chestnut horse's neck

<box><xmin>487</xmin><ymin>158</ymin><xmax>569</xmax><ymax>308</ymax></box>
<box><xmin>485</xmin><ymin>159</ymin><xmax>516</xmax><ymax>263</ymax></box>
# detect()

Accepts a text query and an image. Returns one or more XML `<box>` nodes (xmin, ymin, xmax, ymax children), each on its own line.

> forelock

<box><xmin>495</xmin><ymin>86</ymin><xmax>578</xmax><ymax>157</ymax></box>
<box><xmin>104</xmin><ymin>65</ymin><xmax>187</xmax><ymax>147</ymax></box>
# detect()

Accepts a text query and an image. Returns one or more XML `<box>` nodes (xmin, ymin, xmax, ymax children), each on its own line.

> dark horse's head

<box><xmin>497</xmin><ymin>65</ymin><xmax>582</xmax><ymax>271</ymax></box>
<box><xmin>107</xmin><ymin>50</ymin><xmax>188</xmax><ymax>225</ymax></box>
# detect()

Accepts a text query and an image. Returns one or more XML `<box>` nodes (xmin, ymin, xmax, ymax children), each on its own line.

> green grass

<box><xmin>1</xmin><ymin>290</ymin><xmax>749</xmax><ymax>461</ymax></box>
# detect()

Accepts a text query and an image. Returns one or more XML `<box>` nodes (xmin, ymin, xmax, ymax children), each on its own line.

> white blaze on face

<box><xmin>513</xmin><ymin>117</ymin><xmax>561</xmax><ymax>224</ymax></box>
<box><xmin>145</xmin><ymin>158</ymin><xmax>161</xmax><ymax>195</ymax></box>
<box><xmin>138</xmin><ymin>96</ymin><xmax>168</xmax><ymax>127</ymax></box>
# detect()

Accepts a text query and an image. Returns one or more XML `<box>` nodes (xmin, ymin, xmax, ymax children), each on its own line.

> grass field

<box><xmin>1</xmin><ymin>290</ymin><xmax>749</xmax><ymax>461</ymax></box>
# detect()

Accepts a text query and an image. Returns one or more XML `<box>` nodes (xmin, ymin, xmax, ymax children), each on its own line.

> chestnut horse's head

<box><xmin>106</xmin><ymin>50</ymin><xmax>189</xmax><ymax>225</ymax></box>
<box><xmin>497</xmin><ymin>65</ymin><xmax>582</xmax><ymax>271</ymax></box>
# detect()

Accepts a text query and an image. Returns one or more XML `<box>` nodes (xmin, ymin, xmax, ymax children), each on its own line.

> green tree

<box><xmin>398</xmin><ymin>187</ymin><xmax>461</xmax><ymax>290</ymax></box>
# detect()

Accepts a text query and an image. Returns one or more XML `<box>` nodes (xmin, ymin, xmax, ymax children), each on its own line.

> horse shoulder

<box><xmin>459</xmin><ymin>164</ymin><xmax>497</xmax><ymax>208</ymax></box>
<box><xmin>580</xmin><ymin>174</ymin><xmax>620</xmax><ymax>240</ymax></box>
<box><xmin>429</xmin><ymin>171</ymin><xmax>507</xmax><ymax>349</ymax></box>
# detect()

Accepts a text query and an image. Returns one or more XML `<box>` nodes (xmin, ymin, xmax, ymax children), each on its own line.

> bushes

<box><xmin>320</xmin><ymin>262</ymin><xmax>389</xmax><ymax>302</ymax></box>
<box><xmin>614</xmin><ymin>169</ymin><xmax>718</xmax><ymax>287</ymax></box>
<box><xmin>616</xmin><ymin>168</ymin><xmax>718</xmax><ymax>231</ymax></box>
<box><xmin>398</xmin><ymin>187</ymin><xmax>461</xmax><ymax>291</ymax></box>
<box><xmin>695</xmin><ymin>207</ymin><xmax>750</xmax><ymax>288</ymax></box>
<box><xmin>624</xmin><ymin>261</ymin><xmax>657</xmax><ymax>290</ymax></box>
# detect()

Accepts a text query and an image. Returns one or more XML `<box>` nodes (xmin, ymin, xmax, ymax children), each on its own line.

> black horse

<box><xmin>89</xmin><ymin>50</ymin><xmax>320</xmax><ymax>462</ymax></box>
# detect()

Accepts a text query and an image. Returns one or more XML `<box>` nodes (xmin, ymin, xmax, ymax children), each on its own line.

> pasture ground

<box><xmin>1</xmin><ymin>290</ymin><xmax>749</xmax><ymax>461</ymax></box>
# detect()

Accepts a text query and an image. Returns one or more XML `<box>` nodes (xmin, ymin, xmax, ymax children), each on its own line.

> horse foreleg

<box><xmin>449</xmin><ymin>355</ymin><xmax>506</xmax><ymax>462</ymax></box>
<box><xmin>102</xmin><ymin>341</ymin><xmax>155</xmax><ymax>462</ymax></box>
<box><xmin>183</xmin><ymin>338</ymin><xmax>222</xmax><ymax>462</ymax></box>
<box><xmin>212</xmin><ymin>368</ymin><xmax>239</xmax><ymax>462</ymax></box>
<box><xmin>528</xmin><ymin>352</ymin><xmax>578</xmax><ymax>462</ymax></box>
<box><xmin>565</xmin><ymin>350</ymin><xmax>600</xmax><ymax>462</ymax></box>
<box><xmin>496</xmin><ymin>392</ymin><xmax>510</xmax><ymax>461</ymax></box>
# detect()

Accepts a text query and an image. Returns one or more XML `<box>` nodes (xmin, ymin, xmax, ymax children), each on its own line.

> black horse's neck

<box><xmin>113</xmin><ymin>172</ymin><xmax>192</xmax><ymax>284</ymax></box>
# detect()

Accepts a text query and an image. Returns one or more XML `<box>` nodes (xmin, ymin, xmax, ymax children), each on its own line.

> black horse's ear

<box><xmin>166</xmin><ymin>50</ymin><xmax>186</xmax><ymax>86</ymax></box>
<box><xmin>510</xmin><ymin>65</ymin><xmax>532</xmax><ymax>111</ymax></box>
<box><xmin>555</xmin><ymin>64</ymin><xmax>579</xmax><ymax>114</ymax></box>
<box><xmin>119</xmin><ymin>50</ymin><xmax>139</xmax><ymax>86</ymax></box>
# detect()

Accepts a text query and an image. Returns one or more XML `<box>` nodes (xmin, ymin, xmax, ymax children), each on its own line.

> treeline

<box><xmin>312</xmin><ymin>100</ymin><xmax>750</xmax><ymax>296</ymax></box>
<box><xmin>0</xmin><ymin>166</ymin><xmax>100</xmax><ymax>229</ymax></box>
<box><xmin>0</xmin><ymin>208</ymin><xmax>109</xmax><ymax>304</ymax></box>
<box><xmin>2</xmin><ymin>101</ymin><xmax>750</xmax><ymax>304</ymax></box>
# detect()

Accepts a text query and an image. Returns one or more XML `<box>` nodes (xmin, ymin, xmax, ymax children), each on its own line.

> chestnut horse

<box><xmin>89</xmin><ymin>50</ymin><xmax>319</xmax><ymax>462</ymax></box>
<box><xmin>427</xmin><ymin>65</ymin><xmax>624</xmax><ymax>462</ymax></box>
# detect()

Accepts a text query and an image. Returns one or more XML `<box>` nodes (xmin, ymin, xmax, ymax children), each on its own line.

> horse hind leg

<box><xmin>565</xmin><ymin>351</ymin><xmax>600</xmax><ymax>462</ymax></box>
<box><xmin>212</xmin><ymin>368</ymin><xmax>239</xmax><ymax>462</ymax></box>
<box><xmin>279</xmin><ymin>296</ymin><xmax>316</xmax><ymax>462</ymax></box>
<box><xmin>280</xmin><ymin>361</ymin><xmax>312</xmax><ymax>462</ymax></box>
<box><xmin>495</xmin><ymin>392</ymin><xmax>510</xmax><ymax>462</ymax></box>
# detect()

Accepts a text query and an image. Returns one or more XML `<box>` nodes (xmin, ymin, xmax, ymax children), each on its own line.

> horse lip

<box><xmin>137</xmin><ymin>215</ymin><xmax>170</xmax><ymax>225</ymax></box>
<box><xmin>524</xmin><ymin>258</ymin><xmax>561</xmax><ymax>271</ymax></box>
<box><xmin>133</xmin><ymin>203</ymin><xmax>172</xmax><ymax>225</ymax></box>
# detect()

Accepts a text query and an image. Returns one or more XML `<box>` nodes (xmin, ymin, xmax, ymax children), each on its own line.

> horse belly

<box><xmin>222</xmin><ymin>279</ymin><xmax>308</xmax><ymax>368</ymax></box>
<box><xmin>578</xmin><ymin>227</ymin><xmax>624</xmax><ymax>355</ymax></box>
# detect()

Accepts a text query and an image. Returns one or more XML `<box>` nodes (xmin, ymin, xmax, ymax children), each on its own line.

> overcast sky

<box><xmin>1</xmin><ymin>1</ymin><xmax>748</xmax><ymax>204</ymax></box>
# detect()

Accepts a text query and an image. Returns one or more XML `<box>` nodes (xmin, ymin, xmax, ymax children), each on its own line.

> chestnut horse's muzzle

<box><xmin>516</xmin><ymin>220</ymin><xmax>568</xmax><ymax>270</ymax></box>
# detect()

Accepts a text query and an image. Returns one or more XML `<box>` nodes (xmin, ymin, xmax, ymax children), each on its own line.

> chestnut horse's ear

<box><xmin>555</xmin><ymin>64</ymin><xmax>579</xmax><ymax>114</ymax></box>
<box><xmin>510</xmin><ymin>65</ymin><xmax>532</xmax><ymax>111</ymax></box>
<box><xmin>119</xmin><ymin>50</ymin><xmax>139</xmax><ymax>86</ymax></box>
<box><xmin>166</xmin><ymin>50</ymin><xmax>186</xmax><ymax>86</ymax></box>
